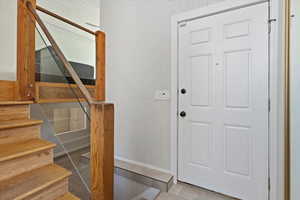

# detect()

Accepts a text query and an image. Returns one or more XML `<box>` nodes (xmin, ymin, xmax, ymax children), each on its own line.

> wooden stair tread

<box><xmin>0</xmin><ymin>139</ymin><xmax>55</xmax><ymax>162</ymax></box>
<box><xmin>56</xmin><ymin>193</ymin><xmax>80</xmax><ymax>200</ymax></box>
<box><xmin>0</xmin><ymin>119</ymin><xmax>43</xmax><ymax>130</ymax></box>
<box><xmin>0</xmin><ymin>164</ymin><xmax>71</xmax><ymax>200</ymax></box>
<box><xmin>0</xmin><ymin>101</ymin><xmax>34</xmax><ymax>105</ymax></box>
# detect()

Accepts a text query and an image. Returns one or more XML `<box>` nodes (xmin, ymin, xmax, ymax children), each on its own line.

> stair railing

<box><xmin>24</xmin><ymin>1</ymin><xmax>114</xmax><ymax>200</ymax></box>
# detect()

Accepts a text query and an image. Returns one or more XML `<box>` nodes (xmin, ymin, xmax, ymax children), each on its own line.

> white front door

<box><xmin>178</xmin><ymin>3</ymin><xmax>269</xmax><ymax>200</ymax></box>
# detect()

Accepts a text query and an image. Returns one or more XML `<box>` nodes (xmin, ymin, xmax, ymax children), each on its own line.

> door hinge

<box><xmin>179</xmin><ymin>21</ymin><xmax>187</xmax><ymax>28</ymax></box>
<box><xmin>268</xmin><ymin>19</ymin><xmax>277</xmax><ymax>34</ymax></box>
<box><xmin>268</xmin><ymin>177</ymin><xmax>271</xmax><ymax>191</ymax></box>
<box><xmin>268</xmin><ymin>99</ymin><xmax>271</xmax><ymax>112</ymax></box>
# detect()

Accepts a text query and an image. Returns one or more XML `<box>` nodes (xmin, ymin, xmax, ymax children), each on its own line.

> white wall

<box><xmin>291</xmin><ymin>0</ymin><xmax>300</xmax><ymax>199</ymax></box>
<box><xmin>102</xmin><ymin>0</ymin><xmax>224</xmax><ymax>171</ymax></box>
<box><xmin>0</xmin><ymin>0</ymin><xmax>18</xmax><ymax>80</ymax></box>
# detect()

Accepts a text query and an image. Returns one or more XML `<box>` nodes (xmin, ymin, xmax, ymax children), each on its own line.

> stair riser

<box><xmin>0</xmin><ymin>102</ymin><xmax>78</xmax><ymax>199</ymax></box>
<box><xmin>23</xmin><ymin>179</ymin><xmax>69</xmax><ymax>200</ymax></box>
<box><xmin>0</xmin><ymin>150</ymin><xmax>53</xmax><ymax>182</ymax></box>
<box><xmin>0</xmin><ymin>105</ymin><xmax>29</xmax><ymax>121</ymax></box>
<box><xmin>0</xmin><ymin>125</ymin><xmax>40</xmax><ymax>145</ymax></box>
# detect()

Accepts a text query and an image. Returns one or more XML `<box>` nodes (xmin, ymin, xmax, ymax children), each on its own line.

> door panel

<box><xmin>190</xmin><ymin>55</ymin><xmax>212</xmax><ymax>106</ymax></box>
<box><xmin>178</xmin><ymin>3</ymin><xmax>269</xmax><ymax>200</ymax></box>
<box><xmin>224</xmin><ymin>50</ymin><xmax>251</xmax><ymax>108</ymax></box>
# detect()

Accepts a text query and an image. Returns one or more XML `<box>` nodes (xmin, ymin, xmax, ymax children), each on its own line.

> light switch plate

<box><xmin>155</xmin><ymin>90</ymin><xmax>170</xmax><ymax>101</ymax></box>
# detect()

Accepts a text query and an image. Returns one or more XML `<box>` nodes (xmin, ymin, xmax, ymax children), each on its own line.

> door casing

<box><xmin>170</xmin><ymin>0</ymin><xmax>285</xmax><ymax>200</ymax></box>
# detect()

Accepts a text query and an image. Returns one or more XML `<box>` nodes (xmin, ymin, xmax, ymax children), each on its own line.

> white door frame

<box><xmin>170</xmin><ymin>0</ymin><xmax>285</xmax><ymax>200</ymax></box>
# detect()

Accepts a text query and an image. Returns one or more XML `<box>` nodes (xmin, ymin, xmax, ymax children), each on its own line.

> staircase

<box><xmin>0</xmin><ymin>101</ymin><xmax>79</xmax><ymax>200</ymax></box>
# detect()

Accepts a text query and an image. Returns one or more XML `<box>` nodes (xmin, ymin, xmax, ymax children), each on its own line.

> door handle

<box><xmin>181</xmin><ymin>88</ymin><xmax>187</xmax><ymax>94</ymax></box>
<box><xmin>180</xmin><ymin>111</ymin><xmax>186</xmax><ymax>118</ymax></box>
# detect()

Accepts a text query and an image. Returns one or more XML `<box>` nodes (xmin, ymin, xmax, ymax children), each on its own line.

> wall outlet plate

<box><xmin>155</xmin><ymin>90</ymin><xmax>170</xmax><ymax>101</ymax></box>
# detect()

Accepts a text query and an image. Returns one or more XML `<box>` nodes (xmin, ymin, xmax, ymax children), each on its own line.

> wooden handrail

<box><xmin>36</xmin><ymin>5</ymin><xmax>97</xmax><ymax>36</ymax></box>
<box><xmin>27</xmin><ymin>2</ymin><xmax>95</xmax><ymax>105</ymax></box>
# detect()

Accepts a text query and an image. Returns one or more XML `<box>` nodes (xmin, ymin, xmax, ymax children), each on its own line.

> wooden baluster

<box><xmin>95</xmin><ymin>31</ymin><xmax>106</xmax><ymax>101</ymax></box>
<box><xmin>90</xmin><ymin>103</ymin><xmax>114</xmax><ymax>200</ymax></box>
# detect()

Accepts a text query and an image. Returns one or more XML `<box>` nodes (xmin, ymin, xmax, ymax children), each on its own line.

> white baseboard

<box><xmin>115</xmin><ymin>156</ymin><xmax>173</xmax><ymax>177</ymax></box>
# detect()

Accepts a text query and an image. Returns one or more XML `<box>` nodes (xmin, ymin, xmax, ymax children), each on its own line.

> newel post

<box><xmin>17</xmin><ymin>0</ymin><xmax>36</xmax><ymax>100</ymax></box>
<box><xmin>90</xmin><ymin>103</ymin><xmax>114</xmax><ymax>200</ymax></box>
<box><xmin>95</xmin><ymin>31</ymin><xmax>106</xmax><ymax>101</ymax></box>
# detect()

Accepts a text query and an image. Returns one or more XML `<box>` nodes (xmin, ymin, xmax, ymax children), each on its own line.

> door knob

<box><xmin>180</xmin><ymin>111</ymin><xmax>186</xmax><ymax>117</ymax></box>
<box><xmin>181</xmin><ymin>88</ymin><xmax>187</xmax><ymax>94</ymax></box>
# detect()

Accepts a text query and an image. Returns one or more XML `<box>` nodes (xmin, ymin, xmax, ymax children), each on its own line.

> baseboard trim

<box><xmin>115</xmin><ymin>156</ymin><xmax>173</xmax><ymax>184</ymax></box>
<box><xmin>80</xmin><ymin>153</ymin><xmax>174</xmax><ymax>192</ymax></box>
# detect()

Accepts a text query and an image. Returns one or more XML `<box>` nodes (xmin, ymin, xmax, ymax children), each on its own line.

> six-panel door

<box><xmin>178</xmin><ymin>3</ymin><xmax>269</xmax><ymax>200</ymax></box>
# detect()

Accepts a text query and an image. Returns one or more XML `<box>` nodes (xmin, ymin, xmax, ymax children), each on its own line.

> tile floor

<box><xmin>156</xmin><ymin>182</ymin><xmax>238</xmax><ymax>200</ymax></box>
<box><xmin>54</xmin><ymin>148</ymin><xmax>160</xmax><ymax>200</ymax></box>
<box><xmin>54</xmin><ymin>147</ymin><xmax>238</xmax><ymax>200</ymax></box>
